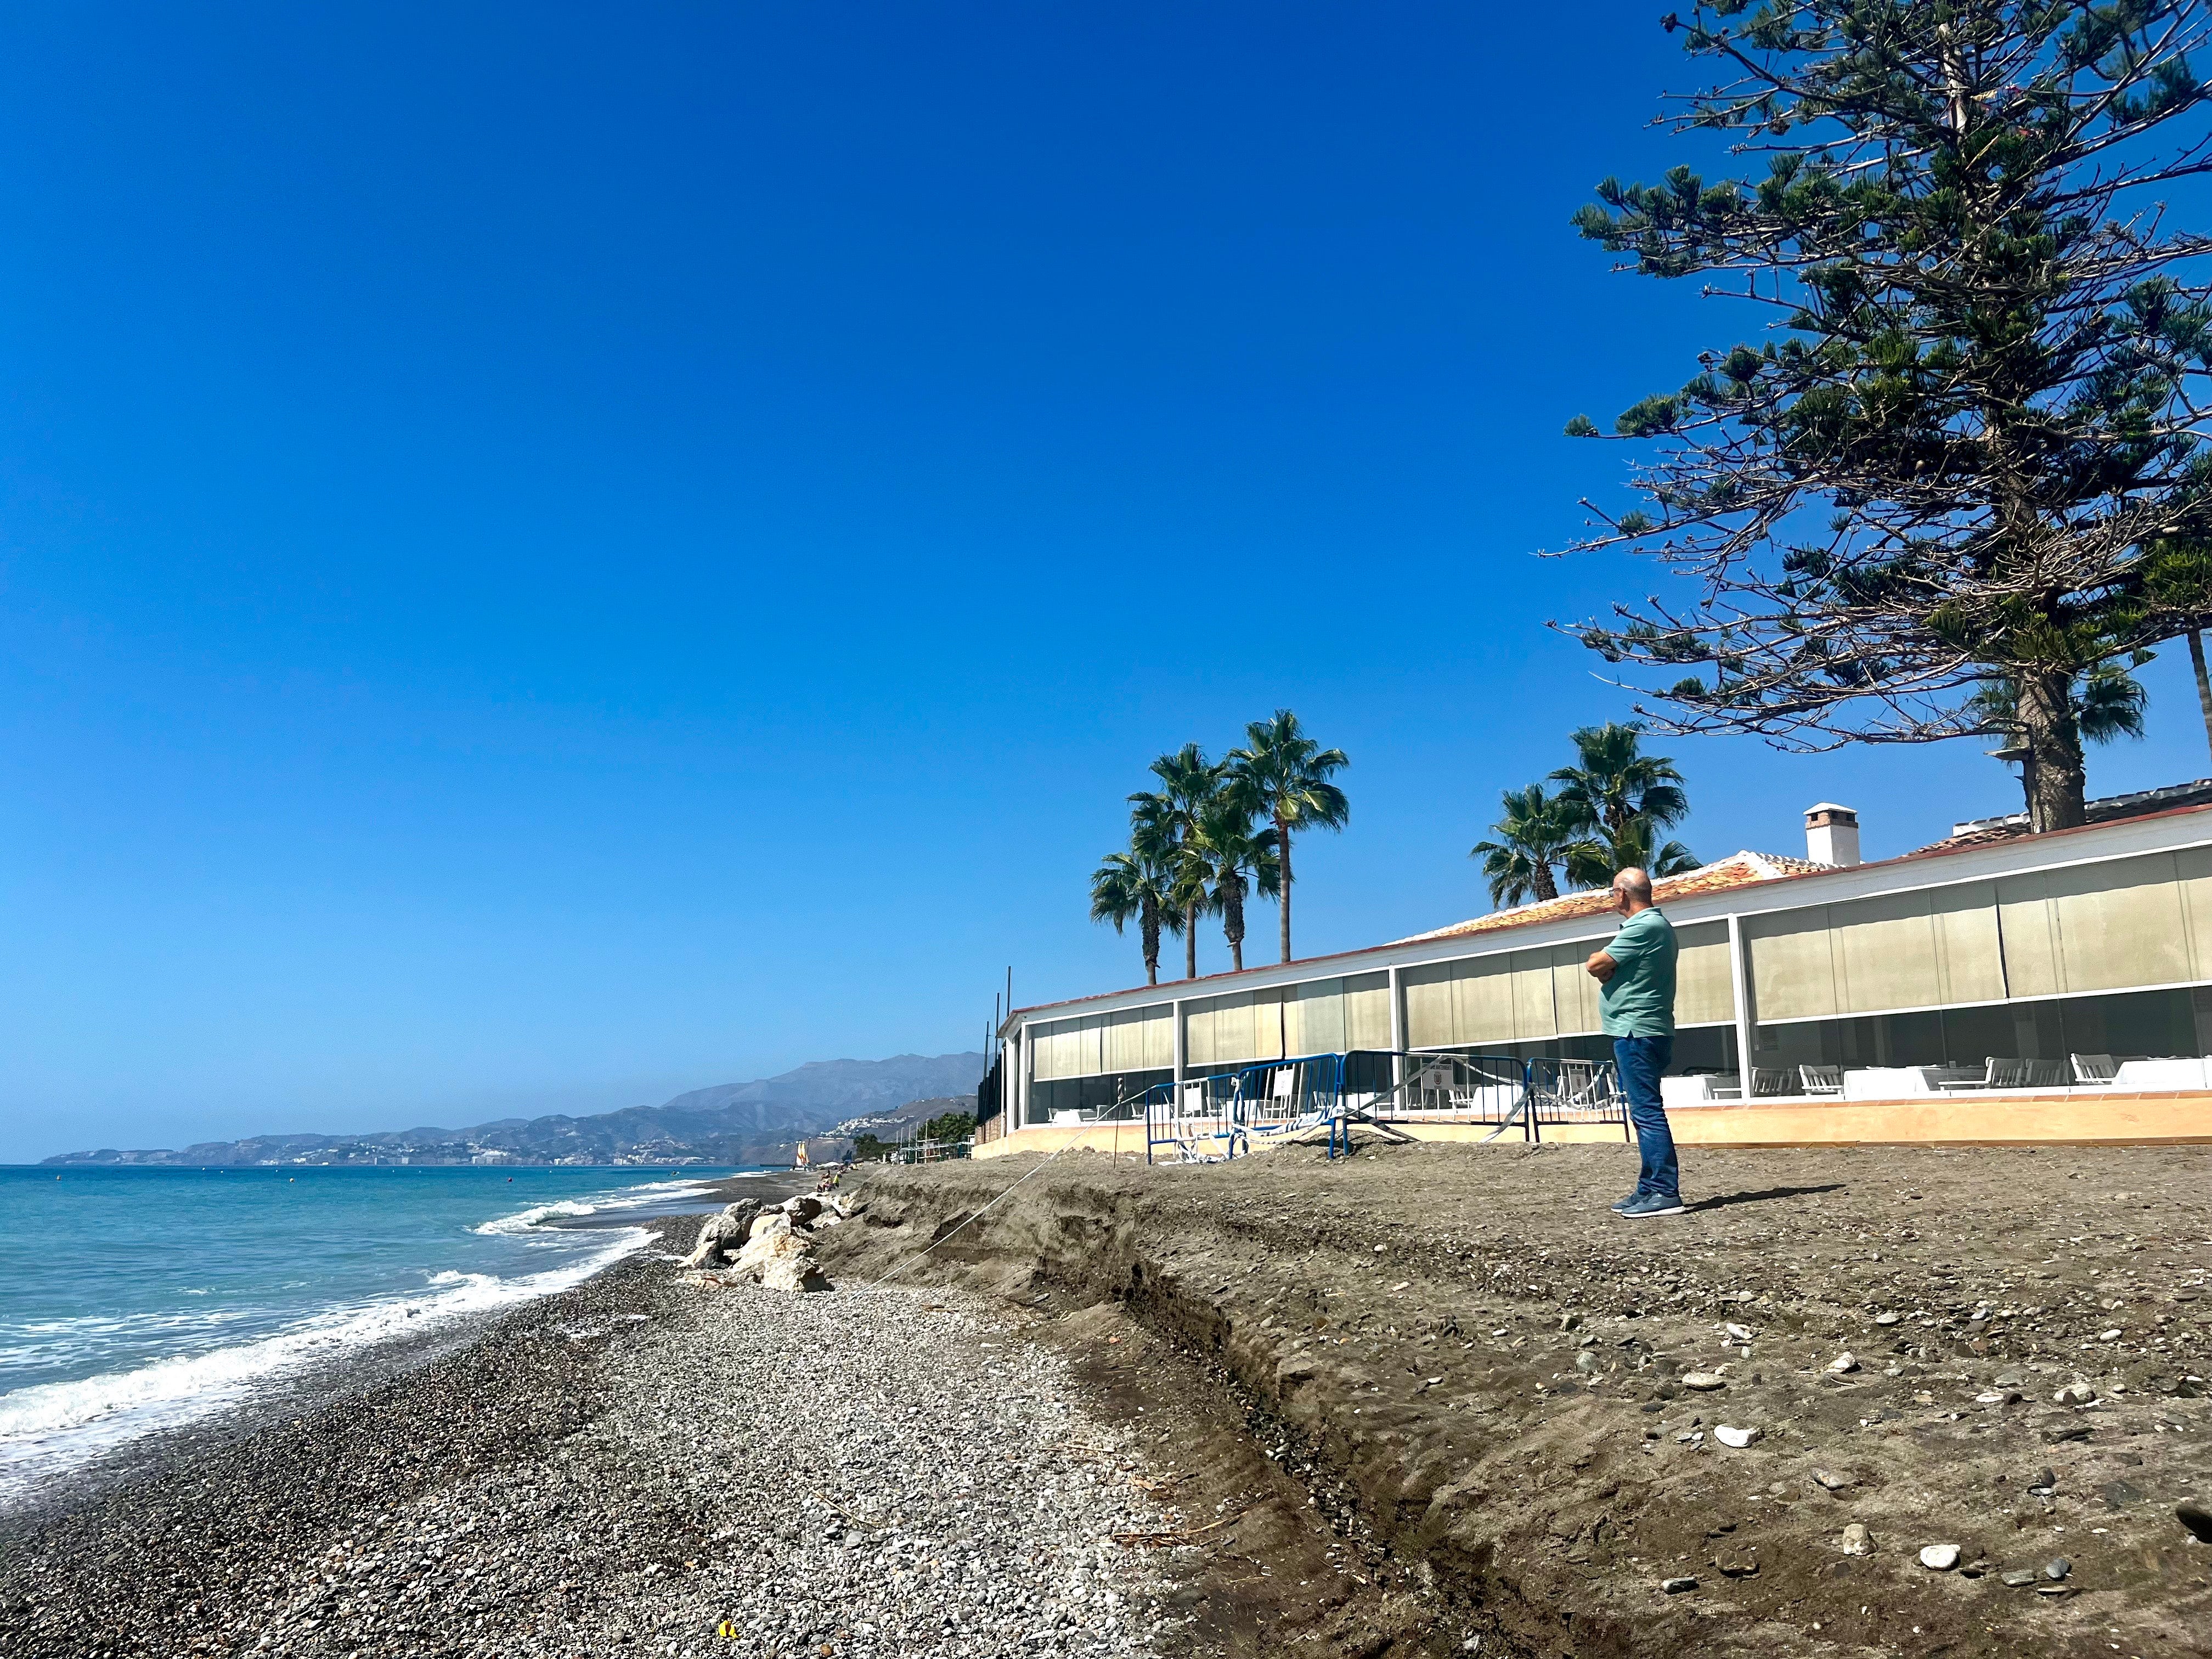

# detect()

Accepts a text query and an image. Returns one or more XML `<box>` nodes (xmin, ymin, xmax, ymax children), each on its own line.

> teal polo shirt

<box><xmin>1599</xmin><ymin>906</ymin><xmax>1678</xmax><ymax>1038</ymax></box>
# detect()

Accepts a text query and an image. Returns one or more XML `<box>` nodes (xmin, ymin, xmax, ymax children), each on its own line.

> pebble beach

<box><xmin>0</xmin><ymin>1202</ymin><xmax>1182</xmax><ymax>1659</ymax></box>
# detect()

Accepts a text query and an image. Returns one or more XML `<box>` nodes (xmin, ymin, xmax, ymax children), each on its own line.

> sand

<box><xmin>817</xmin><ymin>1139</ymin><xmax>2212</xmax><ymax>1657</ymax></box>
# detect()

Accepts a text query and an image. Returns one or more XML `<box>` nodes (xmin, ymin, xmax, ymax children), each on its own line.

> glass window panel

<box><xmin>1030</xmin><ymin>1020</ymin><xmax>1066</xmax><ymax>1081</ymax></box>
<box><xmin>1402</xmin><ymin>965</ymin><xmax>1455</xmax><ymax>1049</ymax></box>
<box><xmin>1251</xmin><ymin>989</ymin><xmax>1286</xmax><ymax>1061</ymax></box>
<box><xmin>2177</xmin><ymin>845</ymin><xmax>2212</xmax><ymax>979</ymax></box>
<box><xmin>1550</xmin><ymin>941</ymin><xmax>1604</xmax><ymax>1036</ymax></box>
<box><xmin>1288</xmin><ymin>979</ymin><xmax>1345</xmax><ymax>1056</ymax></box>
<box><xmin>1345</xmin><ymin>972</ymin><xmax>1392</xmax><ymax>1050</ymax></box>
<box><xmin>1454</xmin><ymin>957</ymin><xmax>1516</xmax><ymax>1046</ymax></box>
<box><xmin>1997</xmin><ymin>873</ymin><xmax>2060</xmax><ymax>999</ymax></box>
<box><xmin>1142</xmin><ymin>1007</ymin><xmax>1174</xmax><ymax>1070</ymax></box>
<box><xmin>2047</xmin><ymin>853</ymin><xmax>2190</xmax><ymax>992</ymax></box>
<box><xmin>1831</xmin><ymin>891</ymin><xmax>1944</xmax><ymax>1013</ymax></box>
<box><xmin>1206</xmin><ymin>993</ymin><xmax>1257</xmax><ymax>1063</ymax></box>
<box><xmin>1105</xmin><ymin>1009</ymin><xmax>1141</xmax><ymax>1072</ymax></box>
<box><xmin>1674</xmin><ymin>921</ymin><xmax>1735</xmax><ymax>1026</ymax></box>
<box><xmin>2076</xmin><ymin>986</ymin><xmax>2196</xmax><ymax>1056</ymax></box>
<box><xmin>1183</xmin><ymin>1000</ymin><xmax>1215</xmax><ymax>1068</ymax></box>
<box><xmin>1509</xmin><ymin>950</ymin><xmax>1558</xmax><ymax>1038</ymax></box>
<box><xmin>1747</xmin><ymin>908</ymin><xmax>1839</xmax><ymax>1021</ymax></box>
<box><xmin>1929</xmin><ymin>882</ymin><xmax>2005</xmax><ymax>1005</ymax></box>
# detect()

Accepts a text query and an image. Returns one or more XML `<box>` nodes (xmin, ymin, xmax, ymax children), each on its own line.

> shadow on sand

<box><xmin>1687</xmin><ymin>1183</ymin><xmax>1845</xmax><ymax>1213</ymax></box>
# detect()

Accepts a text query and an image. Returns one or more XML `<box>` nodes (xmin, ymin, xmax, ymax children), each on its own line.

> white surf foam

<box><xmin>0</xmin><ymin>1306</ymin><xmax>263</xmax><ymax>1375</ymax></box>
<box><xmin>0</xmin><ymin>1224</ymin><xmax>646</xmax><ymax>1507</ymax></box>
<box><xmin>470</xmin><ymin>1178</ymin><xmax>718</xmax><ymax>1238</ymax></box>
<box><xmin>472</xmin><ymin>1199</ymin><xmax>600</xmax><ymax>1235</ymax></box>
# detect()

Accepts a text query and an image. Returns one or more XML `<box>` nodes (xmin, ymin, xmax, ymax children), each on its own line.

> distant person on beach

<box><xmin>1584</xmin><ymin>866</ymin><xmax>1682</xmax><ymax>1218</ymax></box>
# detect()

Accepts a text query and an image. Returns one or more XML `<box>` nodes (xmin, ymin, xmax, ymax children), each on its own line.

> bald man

<box><xmin>1585</xmin><ymin>867</ymin><xmax>1683</xmax><ymax>1217</ymax></box>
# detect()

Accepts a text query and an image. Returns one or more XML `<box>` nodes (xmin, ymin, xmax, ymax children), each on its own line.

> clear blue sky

<box><xmin>5</xmin><ymin>3</ymin><xmax>2210</xmax><ymax>1161</ymax></box>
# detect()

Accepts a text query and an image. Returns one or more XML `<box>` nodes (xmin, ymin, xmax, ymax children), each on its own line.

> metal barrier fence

<box><xmin>1383</xmin><ymin>1051</ymin><xmax>1527</xmax><ymax>1122</ymax></box>
<box><xmin>1138</xmin><ymin>1049</ymin><xmax>1627</xmax><ymax>1163</ymax></box>
<box><xmin>1138</xmin><ymin>1053</ymin><xmax>1348</xmax><ymax>1163</ymax></box>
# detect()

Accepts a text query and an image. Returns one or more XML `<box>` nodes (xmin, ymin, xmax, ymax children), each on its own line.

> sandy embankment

<box><xmin>0</xmin><ymin>1192</ymin><xmax>1182</xmax><ymax>1659</ymax></box>
<box><xmin>815</xmin><ymin>1142</ymin><xmax>2212</xmax><ymax>1658</ymax></box>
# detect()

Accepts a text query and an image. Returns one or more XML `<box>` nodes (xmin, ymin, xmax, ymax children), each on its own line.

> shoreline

<box><xmin>0</xmin><ymin>1171</ymin><xmax>1183</xmax><ymax>1659</ymax></box>
<box><xmin>0</xmin><ymin>1169</ymin><xmax>817</xmax><ymax>1542</ymax></box>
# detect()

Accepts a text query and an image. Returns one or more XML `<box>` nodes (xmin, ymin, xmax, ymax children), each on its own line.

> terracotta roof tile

<box><xmin>1392</xmin><ymin>850</ymin><xmax>1827</xmax><ymax>944</ymax></box>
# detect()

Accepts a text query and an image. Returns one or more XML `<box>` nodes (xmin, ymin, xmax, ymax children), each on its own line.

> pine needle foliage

<box><xmin>1556</xmin><ymin>1</ymin><xmax>2212</xmax><ymax>831</ymax></box>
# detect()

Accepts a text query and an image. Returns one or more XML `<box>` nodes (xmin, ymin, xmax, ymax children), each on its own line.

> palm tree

<box><xmin>1565</xmin><ymin>817</ymin><xmax>1699</xmax><ymax>891</ymax></box>
<box><xmin>1548</xmin><ymin>723</ymin><xmax>1697</xmax><ymax>889</ymax></box>
<box><xmin>1971</xmin><ymin>659</ymin><xmax>2149</xmax><ymax>819</ymax></box>
<box><xmin>1191</xmin><ymin>797</ymin><xmax>1281</xmax><ymax>971</ymax></box>
<box><xmin>1227</xmin><ymin>710</ymin><xmax>1348</xmax><ymax>964</ymax></box>
<box><xmin>1088</xmin><ymin>845</ymin><xmax>1182</xmax><ymax>986</ymax></box>
<box><xmin>1131</xmin><ymin>743</ymin><xmax>1223</xmax><ymax>980</ymax></box>
<box><xmin>1469</xmin><ymin>783</ymin><xmax>1576</xmax><ymax>907</ymax></box>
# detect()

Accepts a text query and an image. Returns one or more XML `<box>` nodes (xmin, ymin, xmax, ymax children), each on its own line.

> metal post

<box><xmin>1013</xmin><ymin>1026</ymin><xmax>1029</xmax><ymax>1129</ymax></box>
<box><xmin>1728</xmin><ymin>913</ymin><xmax>1754</xmax><ymax>1099</ymax></box>
<box><xmin>1387</xmin><ymin>964</ymin><xmax>1406</xmax><ymax>1090</ymax></box>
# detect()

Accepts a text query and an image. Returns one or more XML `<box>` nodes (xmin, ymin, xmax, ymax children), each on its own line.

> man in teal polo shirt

<box><xmin>1585</xmin><ymin>866</ymin><xmax>1683</xmax><ymax>1218</ymax></box>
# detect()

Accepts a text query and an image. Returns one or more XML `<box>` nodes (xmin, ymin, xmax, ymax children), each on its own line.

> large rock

<box><xmin>729</xmin><ymin>1228</ymin><xmax>811</xmax><ymax>1279</ymax></box>
<box><xmin>749</xmin><ymin>1211</ymin><xmax>794</xmax><ymax>1243</ymax></box>
<box><xmin>682</xmin><ymin>1200</ymin><xmax>763</xmax><ymax>1268</ymax></box>
<box><xmin>760</xmin><ymin>1256</ymin><xmax>831</xmax><ymax>1293</ymax></box>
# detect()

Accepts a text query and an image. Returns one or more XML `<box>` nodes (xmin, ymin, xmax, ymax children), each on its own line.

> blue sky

<box><xmin>5</xmin><ymin>3</ymin><xmax>2210</xmax><ymax>1161</ymax></box>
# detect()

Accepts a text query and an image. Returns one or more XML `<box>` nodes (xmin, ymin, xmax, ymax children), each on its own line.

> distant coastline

<box><xmin>36</xmin><ymin>1051</ymin><xmax>983</xmax><ymax>1169</ymax></box>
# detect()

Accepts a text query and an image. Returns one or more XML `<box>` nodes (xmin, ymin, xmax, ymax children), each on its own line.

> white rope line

<box><xmin>864</xmin><ymin>1119</ymin><xmax>1119</xmax><ymax>1292</ymax></box>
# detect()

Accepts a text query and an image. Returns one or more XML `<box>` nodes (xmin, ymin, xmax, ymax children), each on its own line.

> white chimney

<box><xmin>1805</xmin><ymin>802</ymin><xmax>1861</xmax><ymax>867</ymax></box>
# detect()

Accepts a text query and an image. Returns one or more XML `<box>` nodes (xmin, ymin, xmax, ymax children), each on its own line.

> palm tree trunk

<box><xmin>1277</xmin><ymin>814</ymin><xmax>1293</xmax><ymax>963</ymax></box>
<box><xmin>1141</xmin><ymin>898</ymin><xmax>1159</xmax><ymax>986</ymax></box>
<box><xmin>1185</xmin><ymin>904</ymin><xmax>1199</xmax><ymax>979</ymax></box>
<box><xmin>1223</xmin><ymin>874</ymin><xmax>1244</xmax><ymax>972</ymax></box>
<box><xmin>1531</xmin><ymin>861</ymin><xmax>1559</xmax><ymax>903</ymax></box>
<box><xmin>2190</xmin><ymin>630</ymin><xmax>2212</xmax><ymax>765</ymax></box>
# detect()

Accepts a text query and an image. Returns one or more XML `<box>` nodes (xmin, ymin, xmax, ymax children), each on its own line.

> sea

<box><xmin>0</xmin><ymin>1164</ymin><xmax>752</xmax><ymax>1514</ymax></box>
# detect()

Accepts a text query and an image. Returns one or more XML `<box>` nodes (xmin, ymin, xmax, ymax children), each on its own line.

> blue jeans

<box><xmin>1614</xmin><ymin>1035</ymin><xmax>1678</xmax><ymax>1200</ymax></box>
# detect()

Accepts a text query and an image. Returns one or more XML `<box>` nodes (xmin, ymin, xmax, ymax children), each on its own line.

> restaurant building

<box><xmin>980</xmin><ymin>783</ymin><xmax>2212</xmax><ymax>1153</ymax></box>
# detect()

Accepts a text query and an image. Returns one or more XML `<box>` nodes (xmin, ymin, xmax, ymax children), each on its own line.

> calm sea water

<box><xmin>0</xmin><ymin>1164</ymin><xmax>747</xmax><ymax>1510</ymax></box>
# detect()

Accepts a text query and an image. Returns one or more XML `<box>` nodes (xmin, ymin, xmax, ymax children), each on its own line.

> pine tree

<box><xmin>1558</xmin><ymin>2</ymin><xmax>2212</xmax><ymax>832</ymax></box>
<box><xmin>1969</xmin><ymin>657</ymin><xmax>2151</xmax><ymax>813</ymax></box>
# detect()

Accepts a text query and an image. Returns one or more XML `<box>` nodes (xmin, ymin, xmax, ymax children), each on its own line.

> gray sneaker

<box><xmin>1609</xmin><ymin>1192</ymin><xmax>1641</xmax><ymax>1212</ymax></box>
<box><xmin>1618</xmin><ymin>1192</ymin><xmax>1686</xmax><ymax>1218</ymax></box>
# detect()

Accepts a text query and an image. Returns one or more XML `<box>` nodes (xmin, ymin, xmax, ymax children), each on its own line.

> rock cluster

<box><xmin>681</xmin><ymin>1193</ymin><xmax>854</xmax><ymax>1290</ymax></box>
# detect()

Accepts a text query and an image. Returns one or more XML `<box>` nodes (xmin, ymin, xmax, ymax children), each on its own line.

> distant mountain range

<box><xmin>41</xmin><ymin>1052</ymin><xmax>986</xmax><ymax>1168</ymax></box>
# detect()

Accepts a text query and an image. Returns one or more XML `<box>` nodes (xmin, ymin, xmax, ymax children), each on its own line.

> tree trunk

<box><xmin>1141</xmin><ymin>898</ymin><xmax>1159</xmax><ymax>986</ymax></box>
<box><xmin>1277</xmin><ymin>814</ymin><xmax>1294</xmax><ymax>963</ymax></box>
<box><xmin>2189</xmin><ymin>630</ymin><xmax>2212</xmax><ymax>765</ymax></box>
<box><xmin>1531</xmin><ymin>860</ymin><xmax>1559</xmax><ymax>903</ymax></box>
<box><xmin>1185</xmin><ymin>903</ymin><xmax>1199</xmax><ymax>980</ymax></box>
<box><xmin>1223</xmin><ymin>872</ymin><xmax>1245</xmax><ymax>973</ymax></box>
<box><xmin>2016</xmin><ymin>668</ymin><xmax>2088</xmax><ymax>832</ymax></box>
